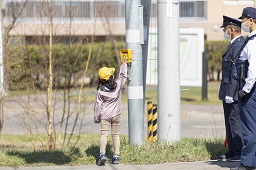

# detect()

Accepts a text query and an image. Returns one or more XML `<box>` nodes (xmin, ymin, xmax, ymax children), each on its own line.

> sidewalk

<box><xmin>0</xmin><ymin>161</ymin><xmax>240</xmax><ymax>170</ymax></box>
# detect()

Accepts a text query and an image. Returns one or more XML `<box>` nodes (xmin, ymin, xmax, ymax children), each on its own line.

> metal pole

<box><xmin>125</xmin><ymin>0</ymin><xmax>144</xmax><ymax>145</ymax></box>
<box><xmin>157</xmin><ymin>0</ymin><xmax>181</xmax><ymax>143</ymax></box>
<box><xmin>141</xmin><ymin>0</ymin><xmax>151</xmax><ymax>100</ymax></box>
<box><xmin>202</xmin><ymin>52</ymin><xmax>208</xmax><ymax>100</ymax></box>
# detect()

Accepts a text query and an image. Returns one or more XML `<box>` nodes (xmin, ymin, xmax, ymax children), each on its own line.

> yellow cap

<box><xmin>98</xmin><ymin>67</ymin><xmax>115</xmax><ymax>81</ymax></box>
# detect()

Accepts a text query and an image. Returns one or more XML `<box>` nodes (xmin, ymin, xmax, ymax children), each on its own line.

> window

<box><xmin>180</xmin><ymin>1</ymin><xmax>206</xmax><ymax>21</ymax></box>
<box><xmin>6</xmin><ymin>1</ymin><xmax>125</xmax><ymax>20</ymax></box>
<box><xmin>94</xmin><ymin>1</ymin><xmax>120</xmax><ymax>18</ymax></box>
<box><xmin>64</xmin><ymin>2</ymin><xmax>83</xmax><ymax>18</ymax></box>
<box><xmin>6</xmin><ymin>2</ymin><xmax>25</xmax><ymax>19</ymax></box>
<box><xmin>35</xmin><ymin>2</ymin><xmax>48</xmax><ymax>18</ymax></box>
<box><xmin>51</xmin><ymin>2</ymin><xmax>63</xmax><ymax>18</ymax></box>
<box><xmin>5</xmin><ymin>0</ymin><xmax>208</xmax><ymax>22</ymax></box>
<box><xmin>23</xmin><ymin>2</ymin><xmax>34</xmax><ymax>18</ymax></box>
<box><xmin>150</xmin><ymin>1</ymin><xmax>206</xmax><ymax>21</ymax></box>
<box><xmin>81</xmin><ymin>2</ymin><xmax>91</xmax><ymax>18</ymax></box>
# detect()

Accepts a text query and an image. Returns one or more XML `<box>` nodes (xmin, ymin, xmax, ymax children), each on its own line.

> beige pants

<box><xmin>100</xmin><ymin>114</ymin><xmax>121</xmax><ymax>155</ymax></box>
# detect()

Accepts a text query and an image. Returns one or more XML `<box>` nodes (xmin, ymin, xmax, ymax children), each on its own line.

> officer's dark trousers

<box><xmin>240</xmin><ymin>88</ymin><xmax>256</xmax><ymax>167</ymax></box>
<box><xmin>223</xmin><ymin>101</ymin><xmax>243</xmax><ymax>157</ymax></box>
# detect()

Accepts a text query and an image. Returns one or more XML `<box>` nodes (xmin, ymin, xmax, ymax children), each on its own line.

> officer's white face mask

<box><xmin>241</xmin><ymin>19</ymin><xmax>250</xmax><ymax>32</ymax></box>
<box><xmin>224</xmin><ymin>30</ymin><xmax>231</xmax><ymax>40</ymax></box>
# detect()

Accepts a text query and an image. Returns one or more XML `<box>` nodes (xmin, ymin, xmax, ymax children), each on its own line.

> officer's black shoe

<box><xmin>217</xmin><ymin>152</ymin><xmax>232</xmax><ymax>161</ymax></box>
<box><xmin>217</xmin><ymin>155</ymin><xmax>227</xmax><ymax>161</ymax></box>
<box><xmin>228</xmin><ymin>155</ymin><xmax>241</xmax><ymax>162</ymax></box>
<box><xmin>230</xmin><ymin>165</ymin><xmax>256</xmax><ymax>170</ymax></box>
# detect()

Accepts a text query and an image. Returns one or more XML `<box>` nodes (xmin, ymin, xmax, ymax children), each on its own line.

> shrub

<box><xmin>205</xmin><ymin>40</ymin><xmax>229</xmax><ymax>81</ymax></box>
<box><xmin>5</xmin><ymin>41</ymin><xmax>125</xmax><ymax>90</ymax></box>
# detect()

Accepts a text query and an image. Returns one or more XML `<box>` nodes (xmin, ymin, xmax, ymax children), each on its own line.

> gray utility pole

<box><xmin>157</xmin><ymin>0</ymin><xmax>181</xmax><ymax>143</ymax></box>
<box><xmin>141</xmin><ymin>0</ymin><xmax>151</xmax><ymax>100</ymax></box>
<box><xmin>125</xmin><ymin>0</ymin><xmax>144</xmax><ymax>145</ymax></box>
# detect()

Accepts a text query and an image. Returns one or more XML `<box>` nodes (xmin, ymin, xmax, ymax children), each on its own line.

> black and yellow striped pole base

<box><xmin>147</xmin><ymin>101</ymin><xmax>153</xmax><ymax>143</ymax></box>
<box><xmin>152</xmin><ymin>104</ymin><xmax>158</xmax><ymax>142</ymax></box>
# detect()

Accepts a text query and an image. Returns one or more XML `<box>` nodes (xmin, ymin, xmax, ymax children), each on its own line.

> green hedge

<box><xmin>6</xmin><ymin>41</ymin><xmax>125</xmax><ymax>90</ymax></box>
<box><xmin>5</xmin><ymin>39</ymin><xmax>231</xmax><ymax>90</ymax></box>
<box><xmin>205</xmin><ymin>40</ymin><xmax>230</xmax><ymax>81</ymax></box>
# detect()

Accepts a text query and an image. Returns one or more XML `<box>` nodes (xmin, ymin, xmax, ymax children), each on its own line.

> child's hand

<box><xmin>122</xmin><ymin>56</ymin><xmax>127</xmax><ymax>64</ymax></box>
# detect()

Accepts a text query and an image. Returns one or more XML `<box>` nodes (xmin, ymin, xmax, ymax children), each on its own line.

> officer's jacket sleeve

<box><xmin>242</xmin><ymin>39</ymin><xmax>256</xmax><ymax>93</ymax></box>
<box><xmin>226</xmin><ymin>45</ymin><xmax>240</xmax><ymax>98</ymax></box>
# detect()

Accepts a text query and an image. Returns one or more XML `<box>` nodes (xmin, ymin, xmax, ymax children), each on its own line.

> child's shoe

<box><xmin>97</xmin><ymin>154</ymin><xmax>107</xmax><ymax>166</ymax></box>
<box><xmin>111</xmin><ymin>155</ymin><xmax>119</xmax><ymax>164</ymax></box>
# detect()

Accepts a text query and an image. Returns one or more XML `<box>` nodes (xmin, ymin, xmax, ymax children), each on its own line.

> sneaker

<box><xmin>111</xmin><ymin>155</ymin><xmax>119</xmax><ymax>164</ymax></box>
<box><xmin>97</xmin><ymin>154</ymin><xmax>107</xmax><ymax>166</ymax></box>
<box><xmin>228</xmin><ymin>155</ymin><xmax>241</xmax><ymax>162</ymax></box>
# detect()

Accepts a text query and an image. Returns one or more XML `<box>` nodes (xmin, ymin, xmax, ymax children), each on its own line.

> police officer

<box><xmin>218</xmin><ymin>15</ymin><xmax>244</xmax><ymax>162</ymax></box>
<box><xmin>231</xmin><ymin>7</ymin><xmax>256</xmax><ymax>170</ymax></box>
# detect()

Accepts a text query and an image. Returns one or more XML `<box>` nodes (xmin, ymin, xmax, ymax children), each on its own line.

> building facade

<box><xmin>180</xmin><ymin>0</ymin><xmax>255</xmax><ymax>40</ymax></box>
<box><xmin>3</xmin><ymin>0</ymin><xmax>256</xmax><ymax>41</ymax></box>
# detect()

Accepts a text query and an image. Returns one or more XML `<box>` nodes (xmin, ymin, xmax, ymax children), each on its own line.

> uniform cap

<box><xmin>220</xmin><ymin>15</ymin><xmax>241</xmax><ymax>28</ymax></box>
<box><xmin>98</xmin><ymin>67</ymin><xmax>115</xmax><ymax>81</ymax></box>
<box><xmin>238</xmin><ymin>7</ymin><xmax>256</xmax><ymax>19</ymax></box>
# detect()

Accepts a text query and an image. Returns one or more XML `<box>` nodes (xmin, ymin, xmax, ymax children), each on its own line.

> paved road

<box><xmin>2</xmin><ymin>99</ymin><xmax>226</xmax><ymax>139</ymax></box>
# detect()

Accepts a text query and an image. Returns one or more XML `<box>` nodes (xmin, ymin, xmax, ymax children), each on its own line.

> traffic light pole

<box><xmin>141</xmin><ymin>0</ymin><xmax>151</xmax><ymax>100</ymax></box>
<box><xmin>125</xmin><ymin>0</ymin><xmax>144</xmax><ymax>145</ymax></box>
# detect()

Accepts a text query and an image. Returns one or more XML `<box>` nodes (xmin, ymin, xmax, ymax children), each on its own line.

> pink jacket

<box><xmin>94</xmin><ymin>63</ymin><xmax>127</xmax><ymax>123</ymax></box>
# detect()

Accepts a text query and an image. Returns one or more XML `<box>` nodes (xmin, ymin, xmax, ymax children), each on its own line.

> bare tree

<box><xmin>97</xmin><ymin>1</ymin><xmax>125</xmax><ymax>66</ymax></box>
<box><xmin>46</xmin><ymin>0</ymin><xmax>54</xmax><ymax>150</ymax></box>
<box><xmin>3</xmin><ymin>0</ymin><xmax>97</xmax><ymax>150</ymax></box>
<box><xmin>0</xmin><ymin>0</ymin><xmax>29</xmax><ymax>136</ymax></box>
<box><xmin>3</xmin><ymin>0</ymin><xmax>124</xmax><ymax>150</ymax></box>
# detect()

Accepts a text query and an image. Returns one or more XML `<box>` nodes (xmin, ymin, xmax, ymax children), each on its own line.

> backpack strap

<box><xmin>231</xmin><ymin>34</ymin><xmax>256</xmax><ymax>64</ymax></box>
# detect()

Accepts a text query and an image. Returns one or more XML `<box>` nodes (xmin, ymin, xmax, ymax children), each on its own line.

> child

<box><xmin>94</xmin><ymin>57</ymin><xmax>127</xmax><ymax>166</ymax></box>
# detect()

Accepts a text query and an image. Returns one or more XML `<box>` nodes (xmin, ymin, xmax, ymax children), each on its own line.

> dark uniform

<box><xmin>218</xmin><ymin>16</ymin><xmax>244</xmax><ymax>161</ymax></box>
<box><xmin>232</xmin><ymin>7</ymin><xmax>256</xmax><ymax>170</ymax></box>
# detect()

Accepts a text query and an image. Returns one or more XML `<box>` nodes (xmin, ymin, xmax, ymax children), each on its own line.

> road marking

<box><xmin>192</xmin><ymin>125</ymin><xmax>225</xmax><ymax>129</ymax></box>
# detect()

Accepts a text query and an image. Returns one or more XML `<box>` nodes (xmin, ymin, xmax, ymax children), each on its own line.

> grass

<box><xmin>0</xmin><ymin>134</ymin><xmax>227</xmax><ymax>167</ymax></box>
<box><xmin>1</xmin><ymin>81</ymin><xmax>224</xmax><ymax>167</ymax></box>
<box><xmin>145</xmin><ymin>81</ymin><xmax>221</xmax><ymax>105</ymax></box>
<box><xmin>180</xmin><ymin>81</ymin><xmax>221</xmax><ymax>105</ymax></box>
